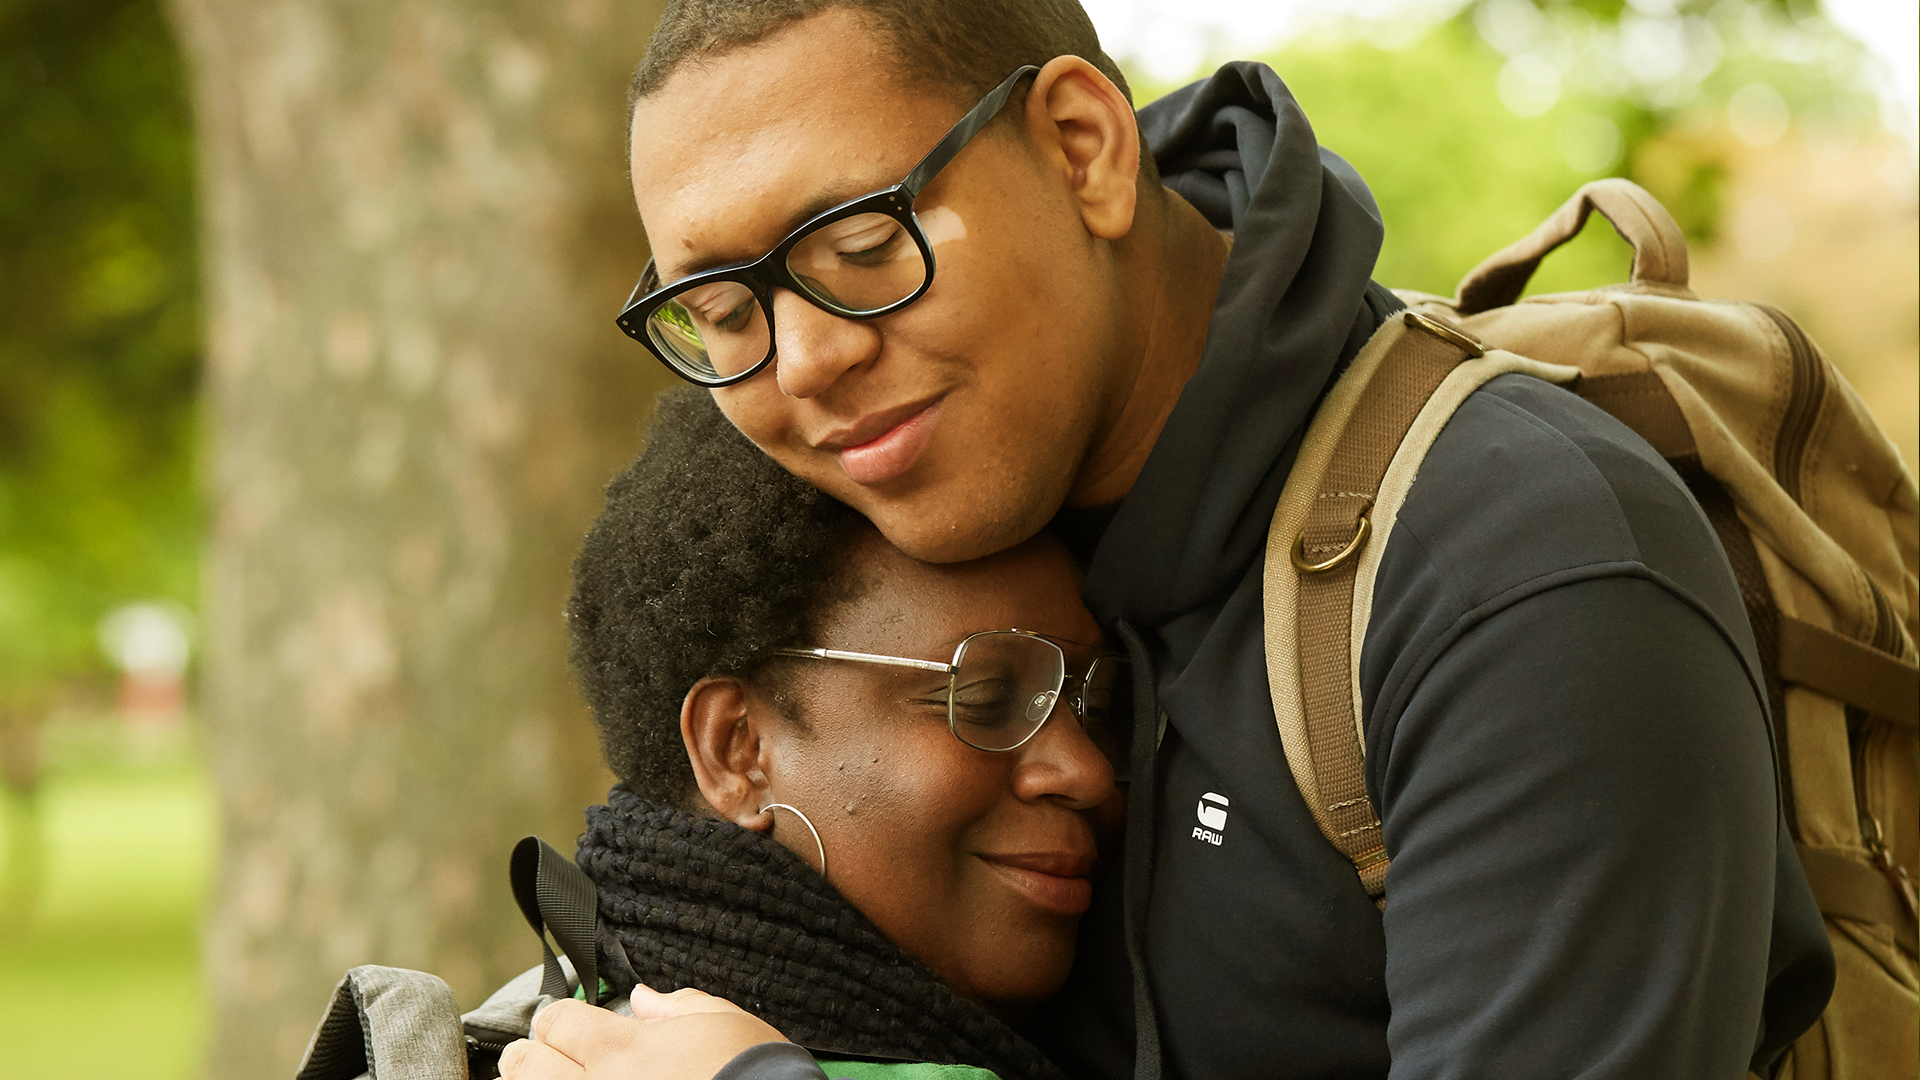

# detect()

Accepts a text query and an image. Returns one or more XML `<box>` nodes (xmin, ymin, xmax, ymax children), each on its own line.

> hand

<box><xmin>498</xmin><ymin>986</ymin><xmax>789</xmax><ymax>1080</ymax></box>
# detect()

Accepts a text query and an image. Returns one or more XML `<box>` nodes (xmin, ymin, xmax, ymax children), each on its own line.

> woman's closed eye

<box><xmin>950</xmin><ymin>676</ymin><xmax>1025</xmax><ymax>729</ymax></box>
<box><xmin>903</xmin><ymin>677</ymin><xmax>963</xmax><ymax>714</ymax></box>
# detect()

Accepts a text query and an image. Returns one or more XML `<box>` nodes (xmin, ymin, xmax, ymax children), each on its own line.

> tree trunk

<box><xmin>166</xmin><ymin>1</ymin><xmax>670</xmax><ymax>1072</ymax></box>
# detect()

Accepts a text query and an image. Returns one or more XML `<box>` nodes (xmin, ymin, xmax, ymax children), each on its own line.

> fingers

<box><xmin>626</xmin><ymin>984</ymin><xmax>751</xmax><ymax>1020</ymax></box>
<box><xmin>498</xmin><ymin>1037</ymin><xmax>585</xmax><ymax>1079</ymax></box>
<box><xmin>533</xmin><ymin>998</ymin><xmax>640</xmax><ymax>1060</ymax></box>
<box><xmin>529</xmin><ymin>993</ymin><xmax>792</xmax><ymax>1080</ymax></box>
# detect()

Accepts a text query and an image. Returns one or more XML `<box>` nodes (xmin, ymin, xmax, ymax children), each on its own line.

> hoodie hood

<box><xmin>1082</xmin><ymin>62</ymin><xmax>1392</xmax><ymax>626</ymax></box>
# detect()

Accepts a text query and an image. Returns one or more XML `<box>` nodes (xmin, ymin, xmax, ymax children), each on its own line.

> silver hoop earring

<box><xmin>759</xmin><ymin>802</ymin><xmax>828</xmax><ymax>880</ymax></box>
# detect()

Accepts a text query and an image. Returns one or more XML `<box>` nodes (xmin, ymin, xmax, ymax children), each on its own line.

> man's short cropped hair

<box><xmin>567</xmin><ymin>388</ymin><xmax>866</xmax><ymax>804</ymax></box>
<box><xmin>629</xmin><ymin>0</ymin><xmax>1158</xmax><ymax>184</ymax></box>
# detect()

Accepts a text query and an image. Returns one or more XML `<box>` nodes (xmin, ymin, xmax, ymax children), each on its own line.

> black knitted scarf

<box><xmin>574</xmin><ymin>787</ymin><xmax>1065</xmax><ymax>1080</ymax></box>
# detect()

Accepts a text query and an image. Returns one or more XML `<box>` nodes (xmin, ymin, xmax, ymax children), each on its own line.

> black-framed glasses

<box><xmin>617</xmin><ymin>65</ymin><xmax>1041</xmax><ymax>387</ymax></box>
<box><xmin>772</xmin><ymin>629</ymin><xmax>1131</xmax><ymax>769</ymax></box>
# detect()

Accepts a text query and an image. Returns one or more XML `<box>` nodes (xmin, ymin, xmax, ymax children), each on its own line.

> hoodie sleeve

<box><xmin>1360</xmin><ymin>375</ymin><xmax>1831</xmax><ymax>1076</ymax></box>
<box><xmin>1372</xmin><ymin>576</ymin><xmax>1777</xmax><ymax>1076</ymax></box>
<box><xmin>711</xmin><ymin>1043</ymin><xmax>831</xmax><ymax>1080</ymax></box>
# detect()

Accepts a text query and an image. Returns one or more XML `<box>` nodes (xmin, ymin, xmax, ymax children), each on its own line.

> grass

<box><xmin>0</xmin><ymin>717</ymin><xmax>214</xmax><ymax>1078</ymax></box>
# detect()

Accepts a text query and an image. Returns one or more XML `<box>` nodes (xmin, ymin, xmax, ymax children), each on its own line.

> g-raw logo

<box><xmin>1192</xmin><ymin>792</ymin><xmax>1228</xmax><ymax>846</ymax></box>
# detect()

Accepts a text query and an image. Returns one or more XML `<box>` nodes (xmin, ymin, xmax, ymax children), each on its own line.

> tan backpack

<box><xmin>1262</xmin><ymin>179</ymin><xmax>1918</xmax><ymax>1078</ymax></box>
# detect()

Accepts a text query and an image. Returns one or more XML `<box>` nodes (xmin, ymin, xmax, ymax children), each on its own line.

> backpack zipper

<box><xmin>466</xmin><ymin>1035</ymin><xmax>506</xmax><ymax>1080</ymax></box>
<box><xmin>1849</xmin><ymin>714</ymin><xmax>1919</xmax><ymax>925</ymax></box>
<box><xmin>1863</xmin><ymin>576</ymin><xmax>1905</xmax><ymax>657</ymax></box>
<box><xmin>1756</xmin><ymin>304</ymin><xmax>1913</xmax><ymax>650</ymax></box>
<box><xmin>1757</xmin><ymin>304</ymin><xmax>1825</xmax><ymax>507</ymax></box>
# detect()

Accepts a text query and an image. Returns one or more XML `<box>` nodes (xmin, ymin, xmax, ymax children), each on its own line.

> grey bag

<box><xmin>295</xmin><ymin>959</ymin><xmax>639</xmax><ymax>1080</ymax></box>
<box><xmin>295</xmin><ymin>837</ymin><xmax>631</xmax><ymax>1080</ymax></box>
<box><xmin>294</xmin><ymin>964</ymin><xmax>477</xmax><ymax>1080</ymax></box>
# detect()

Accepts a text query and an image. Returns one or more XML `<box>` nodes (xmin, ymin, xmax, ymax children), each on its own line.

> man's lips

<box><xmin>822</xmin><ymin>399</ymin><xmax>942</xmax><ymax>486</ymax></box>
<box><xmin>978</xmin><ymin>851</ymin><xmax>1097</xmax><ymax>916</ymax></box>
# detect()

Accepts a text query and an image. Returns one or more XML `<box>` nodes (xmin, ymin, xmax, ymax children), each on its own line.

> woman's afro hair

<box><xmin>567</xmin><ymin>388</ymin><xmax>865</xmax><ymax>804</ymax></box>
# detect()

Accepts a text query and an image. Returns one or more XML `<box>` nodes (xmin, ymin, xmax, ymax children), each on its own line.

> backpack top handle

<box><xmin>511</xmin><ymin>835</ymin><xmax>604</xmax><ymax>1004</ymax></box>
<box><xmin>1455</xmin><ymin>178</ymin><xmax>1692</xmax><ymax>316</ymax></box>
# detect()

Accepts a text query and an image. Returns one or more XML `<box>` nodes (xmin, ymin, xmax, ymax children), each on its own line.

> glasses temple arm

<box><xmin>771</xmin><ymin>647</ymin><xmax>954</xmax><ymax>675</ymax></box>
<box><xmin>624</xmin><ymin>262</ymin><xmax>658</xmax><ymax>310</ymax></box>
<box><xmin>900</xmin><ymin>65</ymin><xmax>1040</xmax><ymax>198</ymax></box>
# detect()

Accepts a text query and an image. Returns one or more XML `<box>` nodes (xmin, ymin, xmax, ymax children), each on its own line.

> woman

<box><xmin>503</xmin><ymin>389</ymin><xmax>1128</xmax><ymax>1080</ymax></box>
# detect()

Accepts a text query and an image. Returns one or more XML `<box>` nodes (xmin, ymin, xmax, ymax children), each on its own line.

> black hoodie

<box><xmin>1027</xmin><ymin>63</ymin><xmax>1834</xmax><ymax>1080</ymax></box>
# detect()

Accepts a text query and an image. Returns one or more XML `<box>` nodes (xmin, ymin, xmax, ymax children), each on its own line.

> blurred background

<box><xmin>0</xmin><ymin>0</ymin><xmax>1911</xmax><ymax>1075</ymax></box>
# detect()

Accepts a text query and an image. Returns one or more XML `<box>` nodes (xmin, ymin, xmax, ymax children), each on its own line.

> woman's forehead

<box><xmin>821</xmin><ymin>534</ymin><xmax>1098</xmax><ymax>654</ymax></box>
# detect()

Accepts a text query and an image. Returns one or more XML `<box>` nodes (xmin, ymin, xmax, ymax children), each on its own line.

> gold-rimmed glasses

<box><xmin>772</xmin><ymin>628</ymin><xmax>1130</xmax><ymax>767</ymax></box>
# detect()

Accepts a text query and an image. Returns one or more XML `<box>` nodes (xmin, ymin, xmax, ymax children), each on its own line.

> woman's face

<box><xmin>754</xmin><ymin>533</ymin><xmax>1118</xmax><ymax>1015</ymax></box>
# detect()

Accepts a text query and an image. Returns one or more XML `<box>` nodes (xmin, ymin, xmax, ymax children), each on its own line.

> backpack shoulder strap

<box><xmin>1262</xmin><ymin>309</ymin><xmax>1579</xmax><ymax>908</ymax></box>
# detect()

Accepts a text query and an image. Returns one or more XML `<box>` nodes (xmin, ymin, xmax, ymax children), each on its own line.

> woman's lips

<box><xmin>835</xmin><ymin>401</ymin><xmax>941</xmax><ymax>486</ymax></box>
<box><xmin>979</xmin><ymin>853</ymin><xmax>1096</xmax><ymax>917</ymax></box>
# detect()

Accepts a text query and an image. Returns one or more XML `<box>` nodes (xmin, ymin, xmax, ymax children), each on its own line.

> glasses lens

<box><xmin>645</xmin><ymin>280</ymin><xmax>770</xmax><ymax>382</ymax></box>
<box><xmin>948</xmin><ymin>632</ymin><xmax>1066</xmax><ymax>752</ymax></box>
<box><xmin>785</xmin><ymin>211</ymin><xmax>930</xmax><ymax>315</ymax></box>
<box><xmin>1078</xmin><ymin>656</ymin><xmax>1135</xmax><ymax>774</ymax></box>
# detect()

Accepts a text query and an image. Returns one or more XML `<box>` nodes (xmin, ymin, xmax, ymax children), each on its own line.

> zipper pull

<box><xmin>1864</xmin><ymin>814</ymin><xmax>1918</xmax><ymax>924</ymax></box>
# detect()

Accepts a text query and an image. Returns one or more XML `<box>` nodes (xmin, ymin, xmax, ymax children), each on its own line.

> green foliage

<box><xmin>1125</xmin><ymin>2</ymin><xmax>1886</xmax><ymax>301</ymax></box>
<box><xmin>0</xmin><ymin>0</ymin><xmax>201</xmax><ymax>693</ymax></box>
<box><xmin>1259</xmin><ymin>21</ymin><xmax>1642</xmax><ymax>298</ymax></box>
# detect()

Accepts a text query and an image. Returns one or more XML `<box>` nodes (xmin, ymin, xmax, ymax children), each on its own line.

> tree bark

<box><xmin>166</xmin><ymin>1</ymin><xmax>670</xmax><ymax>1072</ymax></box>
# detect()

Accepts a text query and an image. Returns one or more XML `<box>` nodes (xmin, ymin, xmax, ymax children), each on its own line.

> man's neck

<box><xmin>1067</xmin><ymin>190</ymin><xmax>1230</xmax><ymax>507</ymax></box>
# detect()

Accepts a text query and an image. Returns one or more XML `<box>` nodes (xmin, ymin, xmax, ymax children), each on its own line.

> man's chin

<box><xmin>863</xmin><ymin>499</ymin><xmax>1050</xmax><ymax>565</ymax></box>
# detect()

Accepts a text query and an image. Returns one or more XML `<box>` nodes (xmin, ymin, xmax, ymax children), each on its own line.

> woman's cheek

<box><xmin>848</xmin><ymin>733</ymin><xmax>977</xmax><ymax>861</ymax></box>
<box><xmin>787</xmin><ymin>725</ymin><xmax>920</xmax><ymax>860</ymax></box>
<box><xmin>844</xmin><ymin>733</ymin><xmax>943</xmax><ymax>835</ymax></box>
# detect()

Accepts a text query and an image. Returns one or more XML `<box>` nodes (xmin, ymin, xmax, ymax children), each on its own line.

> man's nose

<box><xmin>769</xmin><ymin>289</ymin><xmax>882</xmax><ymax>399</ymax></box>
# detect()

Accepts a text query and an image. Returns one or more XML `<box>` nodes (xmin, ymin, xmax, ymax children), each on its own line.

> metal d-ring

<box><xmin>1291</xmin><ymin>503</ymin><xmax>1374</xmax><ymax>574</ymax></box>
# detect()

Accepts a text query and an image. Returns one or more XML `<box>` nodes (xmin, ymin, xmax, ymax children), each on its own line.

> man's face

<box><xmin>628</xmin><ymin>11</ymin><xmax>1130</xmax><ymax>563</ymax></box>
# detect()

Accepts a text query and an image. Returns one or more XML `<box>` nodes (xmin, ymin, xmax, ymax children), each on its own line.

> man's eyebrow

<box><xmin>657</xmin><ymin>177</ymin><xmax>892</xmax><ymax>283</ymax></box>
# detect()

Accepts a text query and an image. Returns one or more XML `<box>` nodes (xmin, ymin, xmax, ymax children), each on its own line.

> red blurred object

<box><xmin>117</xmin><ymin>670</ymin><xmax>184</xmax><ymax>726</ymax></box>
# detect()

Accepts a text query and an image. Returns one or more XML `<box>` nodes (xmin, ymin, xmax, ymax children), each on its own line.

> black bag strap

<box><xmin>510</xmin><ymin>836</ymin><xmax>602</xmax><ymax>1004</ymax></box>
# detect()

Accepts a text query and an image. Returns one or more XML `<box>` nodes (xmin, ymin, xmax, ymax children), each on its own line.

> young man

<box><xmin>509</xmin><ymin>1</ymin><xmax>1834</xmax><ymax>1077</ymax></box>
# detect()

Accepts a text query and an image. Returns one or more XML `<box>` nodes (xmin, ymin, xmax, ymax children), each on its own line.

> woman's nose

<box><xmin>1012</xmin><ymin>706</ymin><xmax>1117</xmax><ymax>810</ymax></box>
<box><xmin>769</xmin><ymin>289</ymin><xmax>882</xmax><ymax>399</ymax></box>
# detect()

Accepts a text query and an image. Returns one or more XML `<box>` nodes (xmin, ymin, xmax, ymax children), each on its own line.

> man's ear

<box><xmin>682</xmin><ymin>676</ymin><xmax>775</xmax><ymax>831</ymax></box>
<box><xmin>1026</xmin><ymin>55</ymin><xmax>1142</xmax><ymax>242</ymax></box>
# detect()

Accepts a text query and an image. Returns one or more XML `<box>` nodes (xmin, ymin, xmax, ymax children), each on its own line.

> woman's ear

<box><xmin>682</xmin><ymin>676</ymin><xmax>775</xmax><ymax>830</ymax></box>
<box><xmin>1027</xmin><ymin>55</ymin><xmax>1141</xmax><ymax>242</ymax></box>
